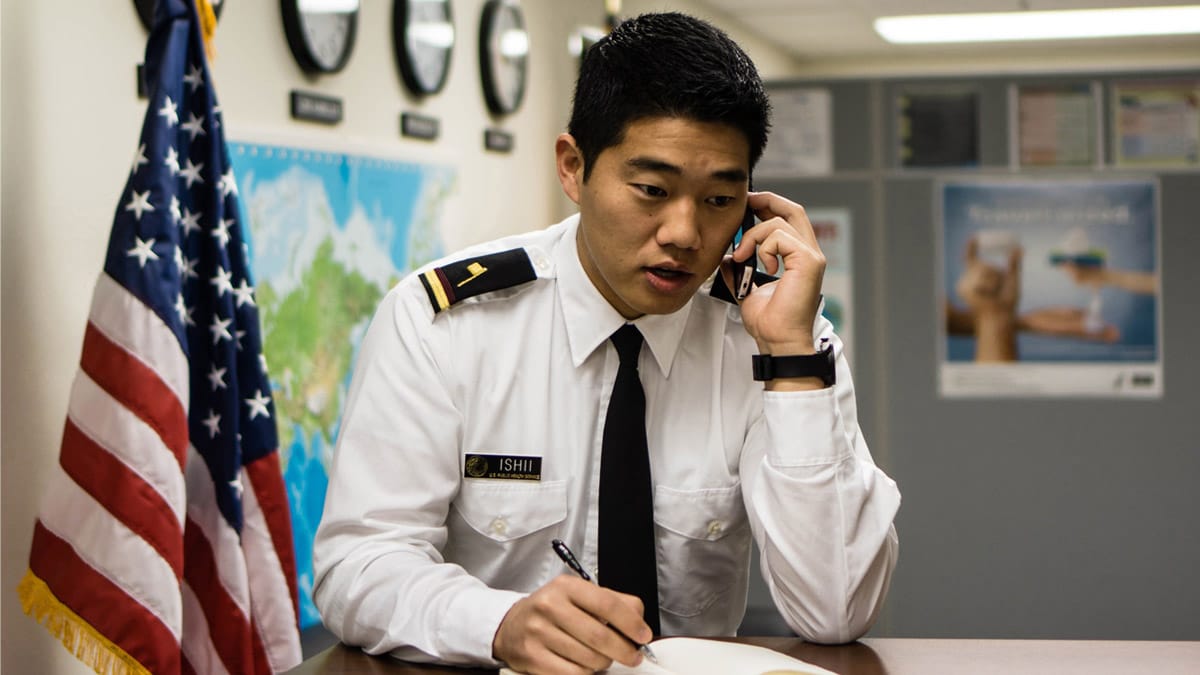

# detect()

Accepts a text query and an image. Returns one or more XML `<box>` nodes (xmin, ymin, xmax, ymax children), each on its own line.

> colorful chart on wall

<box><xmin>229</xmin><ymin>137</ymin><xmax>457</xmax><ymax>628</ymax></box>
<box><xmin>937</xmin><ymin>178</ymin><xmax>1162</xmax><ymax>399</ymax></box>
<box><xmin>1113</xmin><ymin>78</ymin><xmax>1200</xmax><ymax>168</ymax></box>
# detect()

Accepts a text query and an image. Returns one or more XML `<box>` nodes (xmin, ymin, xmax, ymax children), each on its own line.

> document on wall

<box><xmin>896</xmin><ymin>89</ymin><xmax>980</xmax><ymax>167</ymax></box>
<box><xmin>1012</xmin><ymin>82</ymin><xmax>1100</xmax><ymax>167</ymax></box>
<box><xmin>500</xmin><ymin>637</ymin><xmax>838</xmax><ymax>675</ymax></box>
<box><xmin>757</xmin><ymin>87</ymin><xmax>833</xmax><ymax>176</ymax></box>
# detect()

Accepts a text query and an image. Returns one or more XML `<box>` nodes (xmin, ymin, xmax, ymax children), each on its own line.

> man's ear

<box><xmin>555</xmin><ymin>133</ymin><xmax>584</xmax><ymax>205</ymax></box>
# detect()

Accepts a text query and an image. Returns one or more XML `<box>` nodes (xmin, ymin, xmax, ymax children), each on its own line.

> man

<box><xmin>313</xmin><ymin>12</ymin><xmax>900</xmax><ymax>675</ymax></box>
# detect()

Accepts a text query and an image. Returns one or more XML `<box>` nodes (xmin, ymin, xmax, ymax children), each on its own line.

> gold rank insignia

<box><xmin>419</xmin><ymin>248</ymin><xmax>537</xmax><ymax>313</ymax></box>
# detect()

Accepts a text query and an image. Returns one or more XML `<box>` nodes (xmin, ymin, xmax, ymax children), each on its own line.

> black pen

<box><xmin>551</xmin><ymin>539</ymin><xmax>658</xmax><ymax>664</ymax></box>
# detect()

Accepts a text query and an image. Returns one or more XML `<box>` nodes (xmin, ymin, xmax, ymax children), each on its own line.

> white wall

<box><xmin>0</xmin><ymin>1</ymin><xmax>797</xmax><ymax>671</ymax></box>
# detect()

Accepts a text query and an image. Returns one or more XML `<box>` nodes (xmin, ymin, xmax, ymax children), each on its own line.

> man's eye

<box><xmin>708</xmin><ymin>196</ymin><xmax>736</xmax><ymax>207</ymax></box>
<box><xmin>636</xmin><ymin>184</ymin><xmax>667</xmax><ymax>197</ymax></box>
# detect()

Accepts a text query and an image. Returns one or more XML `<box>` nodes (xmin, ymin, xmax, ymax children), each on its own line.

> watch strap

<box><xmin>751</xmin><ymin>343</ymin><xmax>836</xmax><ymax>385</ymax></box>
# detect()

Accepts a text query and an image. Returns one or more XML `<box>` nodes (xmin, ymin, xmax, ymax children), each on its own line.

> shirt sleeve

<box><xmin>311</xmin><ymin>280</ymin><xmax>524</xmax><ymax>665</ymax></box>
<box><xmin>738</xmin><ymin>321</ymin><xmax>901</xmax><ymax>644</ymax></box>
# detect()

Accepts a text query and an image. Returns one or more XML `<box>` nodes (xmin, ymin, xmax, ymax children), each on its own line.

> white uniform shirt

<box><xmin>312</xmin><ymin>215</ymin><xmax>901</xmax><ymax>666</ymax></box>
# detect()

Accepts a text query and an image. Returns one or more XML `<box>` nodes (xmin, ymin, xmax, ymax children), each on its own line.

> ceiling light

<box><xmin>874</xmin><ymin>5</ymin><xmax>1200</xmax><ymax>44</ymax></box>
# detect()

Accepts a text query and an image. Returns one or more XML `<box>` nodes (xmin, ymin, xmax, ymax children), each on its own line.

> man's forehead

<box><xmin>611</xmin><ymin>117</ymin><xmax>750</xmax><ymax>179</ymax></box>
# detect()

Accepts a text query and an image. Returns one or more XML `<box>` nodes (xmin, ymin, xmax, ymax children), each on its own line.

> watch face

<box><xmin>479</xmin><ymin>0</ymin><xmax>528</xmax><ymax>115</ymax></box>
<box><xmin>394</xmin><ymin>0</ymin><xmax>454</xmax><ymax>96</ymax></box>
<box><xmin>135</xmin><ymin>0</ymin><xmax>224</xmax><ymax>31</ymax></box>
<box><xmin>282</xmin><ymin>0</ymin><xmax>359</xmax><ymax>74</ymax></box>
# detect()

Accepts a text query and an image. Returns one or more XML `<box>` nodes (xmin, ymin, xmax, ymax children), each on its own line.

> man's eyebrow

<box><xmin>625</xmin><ymin>157</ymin><xmax>748</xmax><ymax>183</ymax></box>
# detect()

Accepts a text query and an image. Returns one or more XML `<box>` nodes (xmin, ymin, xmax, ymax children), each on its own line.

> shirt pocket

<box><xmin>445</xmin><ymin>479</ymin><xmax>568</xmax><ymax>591</ymax></box>
<box><xmin>653</xmin><ymin>483</ymin><xmax>751</xmax><ymax>618</ymax></box>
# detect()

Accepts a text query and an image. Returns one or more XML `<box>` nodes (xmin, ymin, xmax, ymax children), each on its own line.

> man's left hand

<box><xmin>721</xmin><ymin>191</ymin><xmax>826</xmax><ymax>370</ymax></box>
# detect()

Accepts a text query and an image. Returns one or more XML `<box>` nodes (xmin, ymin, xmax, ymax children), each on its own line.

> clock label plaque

<box><xmin>401</xmin><ymin>112</ymin><xmax>441</xmax><ymax>140</ymax></box>
<box><xmin>484</xmin><ymin>128</ymin><xmax>514</xmax><ymax>153</ymax></box>
<box><xmin>290</xmin><ymin>91</ymin><xmax>344</xmax><ymax>125</ymax></box>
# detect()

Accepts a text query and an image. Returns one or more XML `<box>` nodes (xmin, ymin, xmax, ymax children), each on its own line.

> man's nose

<box><xmin>655</xmin><ymin>200</ymin><xmax>702</xmax><ymax>250</ymax></box>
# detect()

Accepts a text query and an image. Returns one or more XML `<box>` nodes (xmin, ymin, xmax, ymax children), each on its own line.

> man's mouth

<box><xmin>646</xmin><ymin>266</ymin><xmax>691</xmax><ymax>280</ymax></box>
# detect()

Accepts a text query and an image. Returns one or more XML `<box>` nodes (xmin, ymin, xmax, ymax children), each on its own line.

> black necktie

<box><xmin>598</xmin><ymin>324</ymin><xmax>661</xmax><ymax>635</ymax></box>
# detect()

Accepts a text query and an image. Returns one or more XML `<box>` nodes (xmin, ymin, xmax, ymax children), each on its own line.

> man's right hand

<box><xmin>492</xmin><ymin>575</ymin><xmax>652</xmax><ymax>674</ymax></box>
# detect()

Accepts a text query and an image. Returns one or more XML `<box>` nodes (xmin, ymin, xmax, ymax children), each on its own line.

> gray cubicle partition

<box><xmin>746</xmin><ymin>70</ymin><xmax>1200</xmax><ymax>641</ymax></box>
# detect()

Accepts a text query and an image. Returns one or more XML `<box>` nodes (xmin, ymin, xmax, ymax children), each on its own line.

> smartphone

<box><xmin>730</xmin><ymin>189</ymin><xmax>756</xmax><ymax>301</ymax></box>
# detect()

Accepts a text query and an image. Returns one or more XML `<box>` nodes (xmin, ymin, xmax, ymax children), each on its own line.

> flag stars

<box><xmin>235</xmin><ymin>329</ymin><xmax>246</xmax><ymax>351</ymax></box>
<box><xmin>229</xmin><ymin>478</ymin><xmax>244</xmax><ymax>498</ymax></box>
<box><xmin>170</xmin><ymin>196</ymin><xmax>182</xmax><ymax>223</ymax></box>
<box><xmin>125</xmin><ymin>190</ymin><xmax>155</xmax><ymax>221</ymax></box>
<box><xmin>127</xmin><ymin>237</ymin><xmax>159</xmax><ymax>268</ymax></box>
<box><xmin>181</xmin><ymin>256</ymin><xmax>199</xmax><ymax>281</ymax></box>
<box><xmin>180</xmin><ymin>207</ymin><xmax>202</xmax><ymax>236</ymax></box>
<box><xmin>181</xmin><ymin>112</ymin><xmax>206</xmax><ymax>141</ymax></box>
<box><xmin>245</xmin><ymin>389</ymin><xmax>272</xmax><ymax>420</ymax></box>
<box><xmin>232</xmin><ymin>279</ymin><xmax>256</xmax><ymax>307</ymax></box>
<box><xmin>184</xmin><ymin>64</ymin><xmax>204</xmax><ymax>92</ymax></box>
<box><xmin>179</xmin><ymin>159</ymin><xmax>204</xmax><ymax>188</ymax></box>
<box><xmin>131</xmin><ymin>144</ymin><xmax>149</xmax><ymax>175</ymax></box>
<box><xmin>259</xmin><ymin>353</ymin><xmax>269</xmax><ymax>375</ymax></box>
<box><xmin>174</xmin><ymin>293</ymin><xmax>195</xmax><ymax>327</ymax></box>
<box><xmin>212</xmin><ymin>218</ymin><xmax>232</xmax><ymax>248</ymax></box>
<box><xmin>218</xmin><ymin>169</ymin><xmax>238</xmax><ymax>198</ymax></box>
<box><xmin>165</xmin><ymin>146</ymin><xmax>181</xmax><ymax>175</ymax></box>
<box><xmin>211</xmin><ymin>266</ymin><xmax>234</xmax><ymax>296</ymax></box>
<box><xmin>158</xmin><ymin>95</ymin><xmax>179</xmax><ymax>127</ymax></box>
<box><xmin>202</xmin><ymin>410</ymin><xmax>221</xmax><ymax>438</ymax></box>
<box><xmin>208</xmin><ymin>363</ymin><xmax>228</xmax><ymax>391</ymax></box>
<box><xmin>209</xmin><ymin>314</ymin><xmax>233</xmax><ymax>345</ymax></box>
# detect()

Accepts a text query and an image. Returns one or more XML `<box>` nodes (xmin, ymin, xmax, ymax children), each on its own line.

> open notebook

<box><xmin>500</xmin><ymin>637</ymin><xmax>839</xmax><ymax>675</ymax></box>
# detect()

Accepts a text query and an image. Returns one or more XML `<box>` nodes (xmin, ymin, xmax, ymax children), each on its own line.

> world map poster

<box><xmin>229</xmin><ymin>138</ymin><xmax>456</xmax><ymax>627</ymax></box>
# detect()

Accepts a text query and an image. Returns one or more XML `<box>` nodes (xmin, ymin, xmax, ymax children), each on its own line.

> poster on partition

<box><xmin>809</xmin><ymin>208</ymin><xmax>854</xmax><ymax>363</ymax></box>
<box><xmin>938</xmin><ymin>178</ymin><xmax>1162</xmax><ymax>398</ymax></box>
<box><xmin>1113</xmin><ymin>79</ymin><xmax>1200</xmax><ymax>167</ymax></box>
<box><xmin>229</xmin><ymin>137</ymin><xmax>458</xmax><ymax>627</ymax></box>
<box><xmin>1014</xmin><ymin>82</ymin><xmax>1100</xmax><ymax>167</ymax></box>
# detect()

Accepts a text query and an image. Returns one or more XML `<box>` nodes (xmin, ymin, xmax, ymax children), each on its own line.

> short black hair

<box><xmin>567</xmin><ymin>12</ymin><xmax>771</xmax><ymax>181</ymax></box>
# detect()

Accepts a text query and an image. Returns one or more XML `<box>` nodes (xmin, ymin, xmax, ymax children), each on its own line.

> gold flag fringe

<box><xmin>195</xmin><ymin>0</ymin><xmax>218</xmax><ymax>61</ymax></box>
<box><xmin>17</xmin><ymin>570</ymin><xmax>153</xmax><ymax>675</ymax></box>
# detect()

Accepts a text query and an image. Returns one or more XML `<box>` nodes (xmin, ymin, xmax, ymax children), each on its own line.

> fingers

<box><xmin>1007</xmin><ymin>246</ymin><xmax>1023</xmax><ymax>275</ymax></box>
<box><xmin>732</xmin><ymin>193</ymin><xmax>824</xmax><ymax>274</ymax></box>
<box><xmin>493</xmin><ymin>576</ymin><xmax>647</xmax><ymax>674</ymax></box>
<box><xmin>964</xmin><ymin>236</ymin><xmax>980</xmax><ymax>263</ymax></box>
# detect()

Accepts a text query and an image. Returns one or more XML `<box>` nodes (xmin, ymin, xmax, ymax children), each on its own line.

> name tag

<box><xmin>464</xmin><ymin>454</ymin><xmax>542</xmax><ymax>481</ymax></box>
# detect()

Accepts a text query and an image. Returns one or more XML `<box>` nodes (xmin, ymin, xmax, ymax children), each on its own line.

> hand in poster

<box><xmin>954</xmin><ymin>236</ymin><xmax>1021</xmax><ymax>361</ymax></box>
<box><xmin>1018</xmin><ymin>306</ymin><xmax>1120</xmax><ymax>343</ymax></box>
<box><xmin>1059</xmin><ymin>263</ymin><xmax>1157</xmax><ymax>295</ymax></box>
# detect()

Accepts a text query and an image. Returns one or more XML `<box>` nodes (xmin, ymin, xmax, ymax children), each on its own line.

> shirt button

<box><xmin>707</xmin><ymin>520</ymin><xmax>724</xmax><ymax>538</ymax></box>
<box><xmin>491</xmin><ymin>518</ymin><xmax>508</xmax><ymax>536</ymax></box>
<box><xmin>529</xmin><ymin>249</ymin><xmax>550</xmax><ymax>272</ymax></box>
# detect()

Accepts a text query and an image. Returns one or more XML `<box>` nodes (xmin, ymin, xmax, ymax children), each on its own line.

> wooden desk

<box><xmin>286</xmin><ymin>637</ymin><xmax>1200</xmax><ymax>674</ymax></box>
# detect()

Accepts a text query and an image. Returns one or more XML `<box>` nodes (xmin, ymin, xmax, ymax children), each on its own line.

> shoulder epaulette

<box><xmin>708</xmin><ymin>269</ymin><xmax>777</xmax><ymax>304</ymax></box>
<box><xmin>419</xmin><ymin>247</ymin><xmax>538</xmax><ymax>313</ymax></box>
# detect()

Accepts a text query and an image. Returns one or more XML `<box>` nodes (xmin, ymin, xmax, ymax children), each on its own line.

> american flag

<box><xmin>17</xmin><ymin>0</ymin><xmax>303</xmax><ymax>672</ymax></box>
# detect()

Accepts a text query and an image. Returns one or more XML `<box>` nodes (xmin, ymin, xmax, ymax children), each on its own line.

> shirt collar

<box><xmin>555</xmin><ymin>215</ymin><xmax>694</xmax><ymax>378</ymax></box>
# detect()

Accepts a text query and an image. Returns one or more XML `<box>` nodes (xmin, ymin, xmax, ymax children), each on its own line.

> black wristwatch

<box><xmin>752</xmin><ymin>342</ymin><xmax>836</xmax><ymax>386</ymax></box>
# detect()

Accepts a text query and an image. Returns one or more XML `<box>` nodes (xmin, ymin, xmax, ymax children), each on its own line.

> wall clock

<box><xmin>478</xmin><ymin>0</ymin><xmax>528</xmax><ymax>116</ymax></box>
<box><xmin>281</xmin><ymin>0</ymin><xmax>359</xmax><ymax>74</ymax></box>
<box><xmin>393</xmin><ymin>0</ymin><xmax>455</xmax><ymax>97</ymax></box>
<box><xmin>134</xmin><ymin>0</ymin><xmax>224</xmax><ymax>31</ymax></box>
